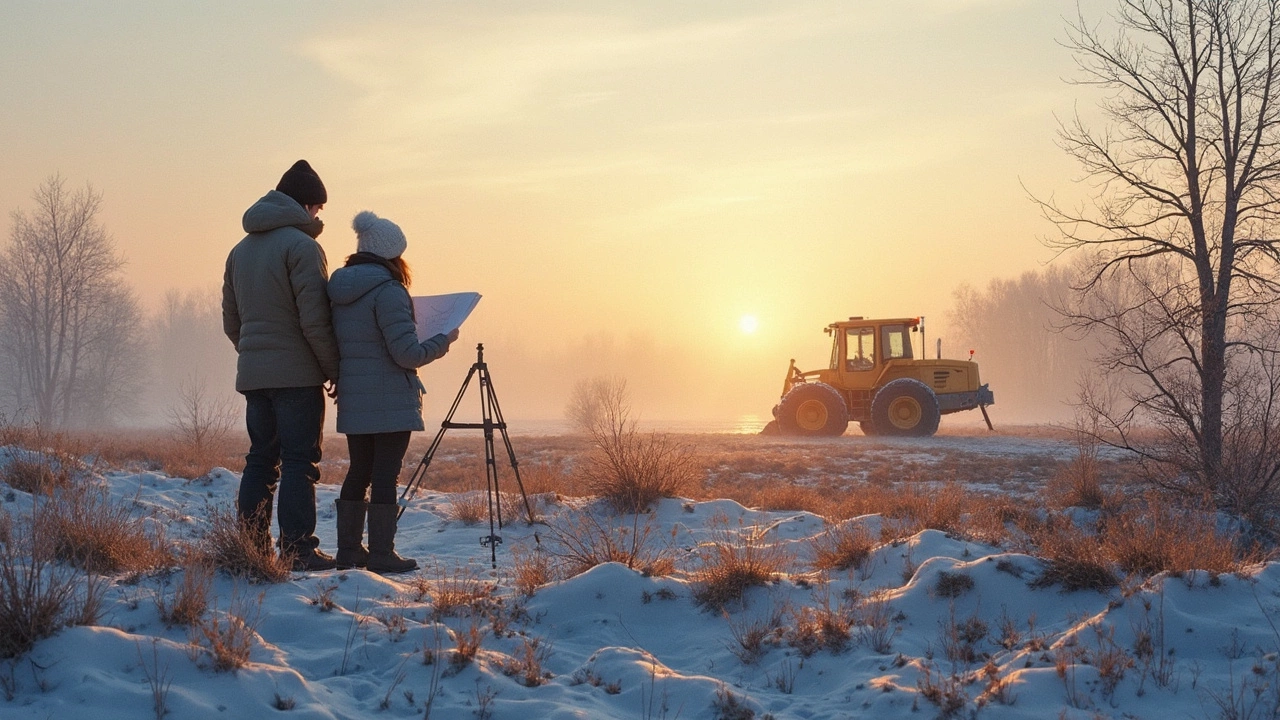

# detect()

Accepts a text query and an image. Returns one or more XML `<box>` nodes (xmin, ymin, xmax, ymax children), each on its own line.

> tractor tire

<box><xmin>776</xmin><ymin>383</ymin><xmax>849</xmax><ymax>436</ymax></box>
<box><xmin>858</xmin><ymin>421</ymin><xmax>877</xmax><ymax>436</ymax></box>
<box><xmin>871</xmin><ymin>378</ymin><xmax>941</xmax><ymax>437</ymax></box>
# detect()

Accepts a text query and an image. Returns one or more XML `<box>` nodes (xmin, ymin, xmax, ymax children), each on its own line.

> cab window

<box><xmin>881</xmin><ymin>324</ymin><xmax>914</xmax><ymax>361</ymax></box>
<box><xmin>845</xmin><ymin>327</ymin><xmax>875</xmax><ymax>371</ymax></box>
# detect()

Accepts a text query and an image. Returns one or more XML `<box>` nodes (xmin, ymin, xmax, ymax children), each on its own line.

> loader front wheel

<box><xmin>871</xmin><ymin>379</ymin><xmax>940</xmax><ymax>437</ymax></box>
<box><xmin>777</xmin><ymin>383</ymin><xmax>849</xmax><ymax>436</ymax></box>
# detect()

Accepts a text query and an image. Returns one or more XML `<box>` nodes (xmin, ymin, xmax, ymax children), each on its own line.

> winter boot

<box><xmin>289</xmin><ymin>546</ymin><xmax>338</xmax><ymax>572</ymax></box>
<box><xmin>332</xmin><ymin>499</ymin><xmax>368</xmax><ymax>566</ymax></box>
<box><xmin>334</xmin><ymin>499</ymin><xmax>369</xmax><ymax>569</ymax></box>
<box><xmin>366</xmin><ymin>503</ymin><xmax>418</xmax><ymax>574</ymax></box>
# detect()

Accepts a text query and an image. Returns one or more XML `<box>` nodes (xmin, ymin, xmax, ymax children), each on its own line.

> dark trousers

<box><xmin>341</xmin><ymin>432</ymin><xmax>412</xmax><ymax>505</ymax></box>
<box><xmin>237</xmin><ymin>386</ymin><xmax>325</xmax><ymax>554</ymax></box>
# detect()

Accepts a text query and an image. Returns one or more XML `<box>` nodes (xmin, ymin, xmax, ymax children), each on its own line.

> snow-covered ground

<box><xmin>0</xmin><ymin>439</ymin><xmax>1273</xmax><ymax>720</ymax></box>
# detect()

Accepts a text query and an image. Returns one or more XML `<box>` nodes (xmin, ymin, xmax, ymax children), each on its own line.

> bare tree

<box><xmin>1040</xmin><ymin>0</ymin><xmax>1280</xmax><ymax>512</ymax></box>
<box><xmin>0</xmin><ymin>175</ymin><xmax>143</xmax><ymax>427</ymax></box>
<box><xmin>167</xmin><ymin>373</ymin><xmax>238</xmax><ymax>467</ymax></box>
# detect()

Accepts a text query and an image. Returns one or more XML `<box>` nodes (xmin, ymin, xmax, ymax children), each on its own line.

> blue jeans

<box><xmin>238</xmin><ymin>386</ymin><xmax>325</xmax><ymax>555</ymax></box>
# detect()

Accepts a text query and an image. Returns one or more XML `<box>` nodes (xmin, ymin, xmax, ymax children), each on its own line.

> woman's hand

<box><xmin>447</xmin><ymin>328</ymin><xmax>460</xmax><ymax>343</ymax></box>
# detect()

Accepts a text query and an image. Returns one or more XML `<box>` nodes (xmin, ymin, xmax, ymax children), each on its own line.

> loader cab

<box><xmin>830</xmin><ymin>318</ymin><xmax>919</xmax><ymax>374</ymax></box>
<box><xmin>843</xmin><ymin>326</ymin><xmax>875</xmax><ymax>372</ymax></box>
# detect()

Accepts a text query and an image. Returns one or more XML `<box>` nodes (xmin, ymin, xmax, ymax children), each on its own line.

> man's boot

<box><xmin>334</xmin><ymin>499</ymin><xmax>369</xmax><ymax>569</ymax></box>
<box><xmin>366</xmin><ymin>503</ymin><xmax>418</xmax><ymax>574</ymax></box>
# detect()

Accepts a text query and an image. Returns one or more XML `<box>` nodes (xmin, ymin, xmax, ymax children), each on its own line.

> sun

<box><xmin>738</xmin><ymin>314</ymin><xmax>759</xmax><ymax>334</ymax></box>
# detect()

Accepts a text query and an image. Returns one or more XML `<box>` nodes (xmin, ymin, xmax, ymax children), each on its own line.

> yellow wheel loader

<box><xmin>762</xmin><ymin>317</ymin><xmax>994</xmax><ymax>437</ymax></box>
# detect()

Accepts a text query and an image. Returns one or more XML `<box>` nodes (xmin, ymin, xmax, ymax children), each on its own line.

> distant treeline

<box><xmin>947</xmin><ymin>264</ymin><xmax>1101</xmax><ymax>425</ymax></box>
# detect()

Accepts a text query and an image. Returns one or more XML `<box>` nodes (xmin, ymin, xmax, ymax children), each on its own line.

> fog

<box><xmin>96</xmin><ymin>265</ymin><xmax>1091</xmax><ymax>436</ymax></box>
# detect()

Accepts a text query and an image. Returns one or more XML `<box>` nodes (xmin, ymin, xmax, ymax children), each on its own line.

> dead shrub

<box><xmin>567</xmin><ymin>377</ymin><xmax>698</xmax><ymax>513</ymax></box>
<box><xmin>1031</xmin><ymin>519</ymin><xmax>1119</xmax><ymax>592</ymax></box>
<box><xmin>166</xmin><ymin>374</ymin><xmax>239</xmax><ymax>478</ymax></box>
<box><xmin>501</xmin><ymin>635</ymin><xmax>551</xmax><ymax>687</ymax></box>
<box><xmin>156</xmin><ymin>551</ymin><xmax>214</xmax><ymax>627</ymax></box>
<box><xmin>1101</xmin><ymin>497</ymin><xmax>1254</xmax><ymax>577</ymax></box>
<box><xmin>0</xmin><ymin>514</ymin><xmax>98</xmax><ymax>658</ymax></box>
<box><xmin>192</xmin><ymin>589</ymin><xmax>263</xmax><ymax>672</ymax></box>
<box><xmin>1045</xmin><ymin>427</ymin><xmax>1110</xmax><ymax>510</ymax></box>
<box><xmin>786</xmin><ymin>588</ymin><xmax>853</xmax><ymax>656</ymax></box>
<box><xmin>837</xmin><ymin>482</ymin><xmax>972</xmax><ymax>540</ymax></box>
<box><xmin>195</xmin><ymin>504</ymin><xmax>290</xmax><ymax>583</ymax></box>
<box><xmin>449</xmin><ymin>491</ymin><xmax>489</xmax><ymax>525</ymax></box>
<box><xmin>520</xmin><ymin>459</ymin><xmax>576</xmax><ymax>497</ymax></box>
<box><xmin>511</xmin><ymin>545</ymin><xmax>554</xmax><ymax>597</ymax></box>
<box><xmin>747</xmin><ymin>483</ymin><xmax>826</xmax><ymax>514</ymax></box>
<box><xmin>726</xmin><ymin>604</ymin><xmax>787</xmax><ymax>664</ymax></box>
<box><xmin>692</xmin><ymin>513</ymin><xmax>794</xmax><ymax>609</ymax></box>
<box><xmin>934</xmin><ymin>571</ymin><xmax>975</xmax><ymax>598</ymax></box>
<box><xmin>854</xmin><ymin>590</ymin><xmax>898</xmax><ymax>653</ymax></box>
<box><xmin>810</xmin><ymin>521</ymin><xmax>875</xmax><ymax>573</ymax></box>
<box><xmin>405</xmin><ymin>564</ymin><xmax>500</xmax><ymax>619</ymax></box>
<box><xmin>543</xmin><ymin>507</ymin><xmax>676</xmax><ymax>578</ymax></box>
<box><xmin>917</xmin><ymin>662</ymin><xmax>967</xmax><ymax>717</ymax></box>
<box><xmin>2</xmin><ymin>456</ymin><xmax>69</xmax><ymax>495</ymax></box>
<box><xmin>41</xmin><ymin>484</ymin><xmax>172</xmax><ymax>574</ymax></box>
<box><xmin>450</xmin><ymin>617</ymin><xmax>487</xmax><ymax>671</ymax></box>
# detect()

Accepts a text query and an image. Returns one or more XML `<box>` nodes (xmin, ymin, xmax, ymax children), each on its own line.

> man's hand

<box><xmin>447</xmin><ymin>329</ymin><xmax>460</xmax><ymax>343</ymax></box>
<box><xmin>324</xmin><ymin>381</ymin><xmax>338</xmax><ymax>399</ymax></box>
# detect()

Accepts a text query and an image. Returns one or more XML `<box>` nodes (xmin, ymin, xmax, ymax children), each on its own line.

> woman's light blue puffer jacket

<box><xmin>327</xmin><ymin>262</ymin><xmax>451</xmax><ymax>434</ymax></box>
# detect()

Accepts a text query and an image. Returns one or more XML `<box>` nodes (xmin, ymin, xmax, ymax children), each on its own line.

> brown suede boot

<box><xmin>366</xmin><ymin>503</ymin><xmax>418</xmax><ymax>574</ymax></box>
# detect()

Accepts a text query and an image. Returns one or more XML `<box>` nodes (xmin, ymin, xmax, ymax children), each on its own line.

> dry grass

<box><xmin>40</xmin><ymin>484</ymin><xmax>173</xmax><ymax>574</ymax></box>
<box><xmin>0</xmin><ymin>425</ymin><xmax>90</xmax><ymax>495</ymax></box>
<box><xmin>450</xmin><ymin>617</ymin><xmax>487</xmax><ymax>671</ymax></box>
<box><xmin>786</xmin><ymin>589</ymin><xmax>854</xmax><ymax>656</ymax></box>
<box><xmin>511</xmin><ymin>545</ymin><xmax>554</xmax><ymax>597</ymax></box>
<box><xmin>0</xmin><ymin>513</ymin><xmax>99</xmax><ymax>658</ymax></box>
<box><xmin>569</xmin><ymin>377</ymin><xmax>699</xmax><ymax>513</ymax></box>
<box><xmin>1030</xmin><ymin>519</ymin><xmax>1119</xmax><ymax>592</ymax></box>
<box><xmin>192</xmin><ymin>589</ymin><xmax>263</xmax><ymax>672</ymax></box>
<box><xmin>449</xmin><ymin>491</ymin><xmax>489</xmax><ymax>525</ymax></box>
<box><xmin>1100</xmin><ymin>497</ymin><xmax>1261</xmax><ymax>577</ymax></box>
<box><xmin>405</xmin><ymin>564</ymin><xmax>500</xmax><ymax>620</ymax></box>
<box><xmin>156</xmin><ymin>552</ymin><xmax>215</xmax><ymax>627</ymax></box>
<box><xmin>1044</xmin><ymin>429</ymin><xmax>1113</xmax><ymax>510</ymax></box>
<box><xmin>501</xmin><ymin>635</ymin><xmax>551</xmax><ymax>687</ymax></box>
<box><xmin>542</xmin><ymin>507</ymin><xmax>676</xmax><ymax>579</ymax></box>
<box><xmin>810</xmin><ymin>521</ymin><xmax>876</xmax><ymax>573</ymax></box>
<box><xmin>692</xmin><ymin>514</ymin><xmax>794</xmax><ymax>609</ymax></box>
<box><xmin>195</xmin><ymin>504</ymin><xmax>291</xmax><ymax>583</ymax></box>
<box><xmin>20</xmin><ymin>426</ymin><xmax>243</xmax><ymax>482</ymax></box>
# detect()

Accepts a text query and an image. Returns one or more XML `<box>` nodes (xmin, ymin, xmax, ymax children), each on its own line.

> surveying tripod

<box><xmin>397</xmin><ymin>343</ymin><xmax>535</xmax><ymax>567</ymax></box>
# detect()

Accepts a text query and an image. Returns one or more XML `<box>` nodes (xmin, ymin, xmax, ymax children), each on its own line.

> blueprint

<box><xmin>412</xmin><ymin>292</ymin><xmax>481</xmax><ymax>340</ymax></box>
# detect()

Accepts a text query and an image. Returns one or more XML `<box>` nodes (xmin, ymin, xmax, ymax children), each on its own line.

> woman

<box><xmin>327</xmin><ymin>211</ymin><xmax>458</xmax><ymax>573</ymax></box>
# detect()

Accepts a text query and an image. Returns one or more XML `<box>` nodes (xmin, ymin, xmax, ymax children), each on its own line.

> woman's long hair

<box><xmin>345</xmin><ymin>253</ymin><xmax>411</xmax><ymax>287</ymax></box>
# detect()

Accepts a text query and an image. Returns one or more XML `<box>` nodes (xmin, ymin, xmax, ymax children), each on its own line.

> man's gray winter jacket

<box><xmin>222</xmin><ymin>190</ymin><xmax>341</xmax><ymax>391</ymax></box>
<box><xmin>327</xmin><ymin>262</ymin><xmax>451</xmax><ymax>434</ymax></box>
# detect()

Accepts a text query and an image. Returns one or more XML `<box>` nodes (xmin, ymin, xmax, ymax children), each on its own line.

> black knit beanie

<box><xmin>276</xmin><ymin>160</ymin><xmax>327</xmax><ymax>206</ymax></box>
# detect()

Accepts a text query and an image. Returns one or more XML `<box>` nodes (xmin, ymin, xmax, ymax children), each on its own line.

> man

<box><xmin>222</xmin><ymin>159</ymin><xmax>341</xmax><ymax>571</ymax></box>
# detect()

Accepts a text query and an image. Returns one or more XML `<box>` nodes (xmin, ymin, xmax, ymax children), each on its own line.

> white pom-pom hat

<box><xmin>352</xmin><ymin>211</ymin><xmax>408</xmax><ymax>259</ymax></box>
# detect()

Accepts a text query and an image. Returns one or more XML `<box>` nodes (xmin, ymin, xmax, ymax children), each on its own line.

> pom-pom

<box><xmin>352</xmin><ymin>210</ymin><xmax>380</xmax><ymax>233</ymax></box>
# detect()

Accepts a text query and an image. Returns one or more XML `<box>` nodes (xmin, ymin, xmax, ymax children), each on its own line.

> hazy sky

<box><xmin>0</xmin><ymin>0</ymin><xmax>1108</xmax><ymax>425</ymax></box>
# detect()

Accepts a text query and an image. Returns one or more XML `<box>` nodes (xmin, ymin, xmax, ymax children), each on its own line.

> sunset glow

<box><xmin>0</xmin><ymin>0</ymin><xmax>1098</xmax><ymax>424</ymax></box>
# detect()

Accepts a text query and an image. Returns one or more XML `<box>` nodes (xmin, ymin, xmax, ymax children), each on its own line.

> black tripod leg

<box><xmin>397</xmin><ymin>362</ymin><xmax>478</xmax><ymax>520</ymax></box>
<box><xmin>487</xmin><ymin>378</ymin><xmax>536</xmax><ymax>525</ymax></box>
